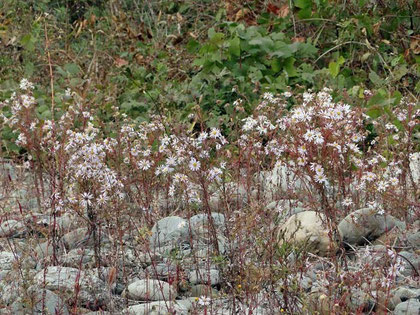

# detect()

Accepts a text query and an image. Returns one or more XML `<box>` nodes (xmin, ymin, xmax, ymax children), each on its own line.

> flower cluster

<box><xmin>1</xmin><ymin>80</ymin><xmax>417</xmax><ymax>220</ymax></box>
<box><xmin>238</xmin><ymin>88</ymin><xmax>418</xmax><ymax>214</ymax></box>
<box><xmin>65</xmin><ymin>123</ymin><xmax>124</xmax><ymax>209</ymax></box>
<box><xmin>117</xmin><ymin>116</ymin><xmax>229</xmax><ymax>208</ymax></box>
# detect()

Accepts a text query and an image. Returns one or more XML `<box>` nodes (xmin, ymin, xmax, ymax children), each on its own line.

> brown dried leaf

<box><xmin>235</xmin><ymin>8</ymin><xmax>250</xmax><ymax>21</ymax></box>
<box><xmin>373</xmin><ymin>21</ymin><xmax>381</xmax><ymax>35</ymax></box>
<box><xmin>135</xmin><ymin>53</ymin><xmax>145</xmax><ymax>65</ymax></box>
<box><xmin>278</xmin><ymin>4</ymin><xmax>290</xmax><ymax>18</ymax></box>
<box><xmin>410</xmin><ymin>36</ymin><xmax>420</xmax><ymax>55</ymax></box>
<box><xmin>115</xmin><ymin>57</ymin><xmax>128</xmax><ymax>68</ymax></box>
<box><xmin>292</xmin><ymin>37</ymin><xmax>306</xmax><ymax>43</ymax></box>
<box><xmin>89</xmin><ymin>14</ymin><xmax>96</xmax><ymax>25</ymax></box>
<box><xmin>107</xmin><ymin>267</ymin><xmax>117</xmax><ymax>286</ymax></box>
<box><xmin>267</xmin><ymin>3</ymin><xmax>289</xmax><ymax>17</ymax></box>
<box><xmin>176</xmin><ymin>12</ymin><xmax>183</xmax><ymax>23</ymax></box>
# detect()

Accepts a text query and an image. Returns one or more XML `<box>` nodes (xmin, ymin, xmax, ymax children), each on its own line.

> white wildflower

<box><xmin>342</xmin><ymin>198</ymin><xmax>353</xmax><ymax>207</ymax></box>
<box><xmin>189</xmin><ymin>158</ymin><xmax>200</xmax><ymax>171</ymax></box>
<box><xmin>198</xmin><ymin>296</ymin><xmax>211</xmax><ymax>306</ymax></box>
<box><xmin>19</xmin><ymin>78</ymin><xmax>34</xmax><ymax>90</ymax></box>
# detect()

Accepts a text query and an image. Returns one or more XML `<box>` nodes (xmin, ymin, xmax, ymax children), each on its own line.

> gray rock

<box><xmin>26</xmin><ymin>286</ymin><xmax>70</xmax><ymax>315</ymax></box>
<box><xmin>407</xmin><ymin>232</ymin><xmax>420</xmax><ymax>250</ymax></box>
<box><xmin>208</xmin><ymin>194</ymin><xmax>222</xmax><ymax>212</ymax></box>
<box><xmin>29</xmin><ymin>213</ymin><xmax>75</xmax><ymax>235</ymax></box>
<box><xmin>189</xmin><ymin>213</ymin><xmax>225</xmax><ymax>232</ymax></box>
<box><xmin>62</xmin><ymin>248</ymin><xmax>96</xmax><ymax>268</ymax></box>
<box><xmin>398</xmin><ymin>251</ymin><xmax>420</xmax><ymax>277</ymax></box>
<box><xmin>33</xmin><ymin>266</ymin><xmax>107</xmax><ymax>308</ymax></box>
<box><xmin>188</xmin><ymin>268</ymin><xmax>220</xmax><ymax>286</ymax></box>
<box><xmin>126</xmin><ymin>279</ymin><xmax>176</xmax><ymax>301</ymax></box>
<box><xmin>258</xmin><ymin>164</ymin><xmax>305</xmax><ymax>198</ymax></box>
<box><xmin>188</xmin><ymin>213</ymin><xmax>226</xmax><ymax>253</ymax></box>
<box><xmin>8</xmin><ymin>300</ymin><xmax>27</xmax><ymax>314</ymax></box>
<box><xmin>347</xmin><ymin>289</ymin><xmax>375</xmax><ymax>312</ymax></box>
<box><xmin>0</xmin><ymin>220</ymin><xmax>26</xmax><ymax>238</ymax></box>
<box><xmin>338</xmin><ymin>208</ymin><xmax>405</xmax><ymax>245</ymax></box>
<box><xmin>55</xmin><ymin>213</ymin><xmax>76</xmax><ymax>233</ymax></box>
<box><xmin>123</xmin><ymin>300</ymin><xmax>188</xmax><ymax>314</ymax></box>
<box><xmin>193</xmin><ymin>236</ymin><xmax>226</xmax><ymax>257</ymax></box>
<box><xmin>33</xmin><ymin>240</ymin><xmax>61</xmax><ymax>260</ymax></box>
<box><xmin>62</xmin><ymin>228</ymin><xmax>109</xmax><ymax>250</ymax></box>
<box><xmin>0</xmin><ymin>270</ymin><xmax>9</xmax><ymax>281</ymax></box>
<box><xmin>188</xmin><ymin>284</ymin><xmax>219</xmax><ymax>298</ymax></box>
<box><xmin>153</xmin><ymin>244</ymin><xmax>187</xmax><ymax>256</ymax></box>
<box><xmin>123</xmin><ymin>249</ymin><xmax>159</xmax><ymax>267</ymax></box>
<box><xmin>390</xmin><ymin>287</ymin><xmax>420</xmax><ymax>310</ymax></box>
<box><xmin>149</xmin><ymin>216</ymin><xmax>189</xmax><ymax>251</ymax></box>
<box><xmin>192</xmin><ymin>235</ymin><xmax>227</xmax><ymax>256</ymax></box>
<box><xmin>300</xmin><ymin>275</ymin><xmax>313</xmax><ymax>292</ymax></box>
<box><xmin>394</xmin><ymin>299</ymin><xmax>420</xmax><ymax>315</ymax></box>
<box><xmin>62</xmin><ymin>228</ymin><xmax>90</xmax><ymax>249</ymax></box>
<box><xmin>145</xmin><ymin>262</ymin><xmax>178</xmax><ymax>281</ymax></box>
<box><xmin>267</xmin><ymin>200</ymin><xmax>308</xmax><ymax>220</ymax></box>
<box><xmin>0</xmin><ymin>251</ymin><xmax>15</xmax><ymax>270</ymax></box>
<box><xmin>174</xmin><ymin>298</ymin><xmax>195</xmax><ymax>312</ymax></box>
<box><xmin>0</xmin><ymin>278</ymin><xmax>20</xmax><ymax>305</ymax></box>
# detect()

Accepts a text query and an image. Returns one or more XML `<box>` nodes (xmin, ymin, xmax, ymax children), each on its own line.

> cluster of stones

<box><xmin>0</xmin><ymin>162</ymin><xmax>419</xmax><ymax>314</ymax></box>
<box><xmin>0</xmin><ymin>211</ymin><xmax>230</xmax><ymax>314</ymax></box>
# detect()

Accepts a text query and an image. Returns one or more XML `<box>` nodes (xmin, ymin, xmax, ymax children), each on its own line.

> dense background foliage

<box><xmin>0</xmin><ymin>0</ymin><xmax>419</xmax><ymax>153</ymax></box>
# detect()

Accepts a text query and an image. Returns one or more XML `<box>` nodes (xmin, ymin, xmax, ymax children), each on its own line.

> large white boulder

<box><xmin>278</xmin><ymin>211</ymin><xmax>337</xmax><ymax>256</ymax></box>
<box><xmin>126</xmin><ymin>279</ymin><xmax>177</xmax><ymax>301</ymax></box>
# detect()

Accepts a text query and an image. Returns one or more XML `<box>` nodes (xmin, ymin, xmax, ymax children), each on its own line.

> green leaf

<box><xmin>367</xmin><ymin>93</ymin><xmax>384</xmax><ymax>107</ymax></box>
<box><xmin>271</xmin><ymin>59</ymin><xmax>282</xmax><ymax>72</ymax></box>
<box><xmin>337</xmin><ymin>55</ymin><xmax>346</xmax><ymax>65</ymax></box>
<box><xmin>284</xmin><ymin>57</ymin><xmax>297</xmax><ymax>77</ymax></box>
<box><xmin>369</xmin><ymin>71</ymin><xmax>383</xmax><ymax>86</ymax></box>
<box><xmin>6</xmin><ymin>142</ymin><xmax>20</xmax><ymax>153</ymax></box>
<box><xmin>415</xmin><ymin>81</ymin><xmax>420</xmax><ymax>93</ymax></box>
<box><xmin>37</xmin><ymin>104</ymin><xmax>49</xmax><ymax>114</ymax></box>
<box><xmin>361</xmin><ymin>52</ymin><xmax>371</xmax><ymax>61</ymax></box>
<box><xmin>393</xmin><ymin>65</ymin><xmax>408</xmax><ymax>81</ymax></box>
<box><xmin>366</xmin><ymin>107</ymin><xmax>382</xmax><ymax>119</ymax></box>
<box><xmin>69</xmin><ymin>78</ymin><xmax>83</xmax><ymax>87</ymax></box>
<box><xmin>367</xmin><ymin>93</ymin><xmax>394</xmax><ymax>108</ymax></box>
<box><xmin>24</xmin><ymin>62</ymin><xmax>34</xmax><ymax>77</ymax></box>
<box><xmin>41</xmin><ymin>109</ymin><xmax>52</xmax><ymax>119</ymax></box>
<box><xmin>249</xmin><ymin>36</ymin><xmax>274</xmax><ymax>52</ymax></box>
<box><xmin>215</xmin><ymin>8</ymin><xmax>225</xmax><ymax>22</ymax></box>
<box><xmin>392</xmin><ymin>91</ymin><xmax>402</xmax><ymax>105</ymax></box>
<box><xmin>20</xmin><ymin>34</ymin><xmax>35</xmax><ymax>52</ymax></box>
<box><xmin>208</xmin><ymin>28</ymin><xmax>224</xmax><ymax>45</ymax></box>
<box><xmin>271</xmin><ymin>42</ymin><xmax>293</xmax><ymax>58</ymax></box>
<box><xmin>64</xmin><ymin>63</ymin><xmax>80</xmax><ymax>76</ymax></box>
<box><xmin>297</xmin><ymin>7</ymin><xmax>312</xmax><ymax>19</ymax></box>
<box><xmin>56</xmin><ymin>66</ymin><xmax>67</xmax><ymax>77</ymax></box>
<box><xmin>294</xmin><ymin>42</ymin><xmax>318</xmax><ymax>57</ymax></box>
<box><xmin>295</xmin><ymin>0</ymin><xmax>312</xmax><ymax>9</ymax></box>
<box><xmin>229</xmin><ymin>37</ymin><xmax>241</xmax><ymax>57</ymax></box>
<box><xmin>329</xmin><ymin>61</ymin><xmax>339</xmax><ymax>78</ymax></box>
<box><xmin>387</xmin><ymin>135</ymin><xmax>396</xmax><ymax>145</ymax></box>
<box><xmin>121</xmin><ymin>101</ymin><xmax>133</xmax><ymax>111</ymax></box>
<box><xmin>248</xmin><ymin>67</ymin><xmax>263</xmax><ymax>82</ymax></box>
<box><xmin>186</xmin><ymin>39</ymin><xmax>200</xmax><ymax>53</ymax></box>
